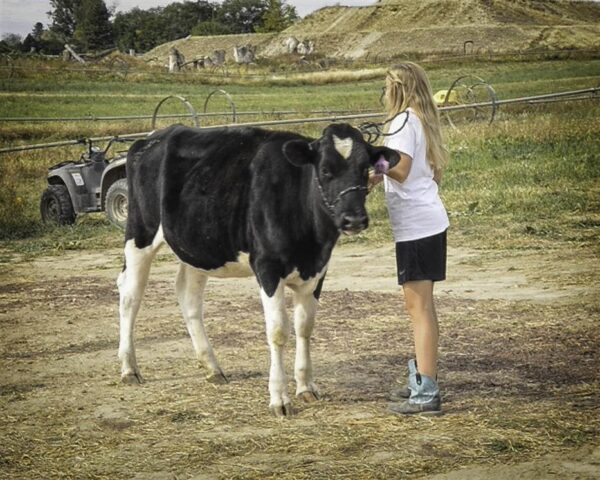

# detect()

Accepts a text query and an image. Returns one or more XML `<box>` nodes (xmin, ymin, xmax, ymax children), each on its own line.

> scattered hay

<box><xmin>1</xmin><ymin>275</ymin><xmax>599</xmax><ymax>478</ymax></box>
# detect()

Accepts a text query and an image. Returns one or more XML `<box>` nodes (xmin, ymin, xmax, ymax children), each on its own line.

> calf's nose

<box><xmin>341</xmin><ymin>214</ymin><xmax>369</xmax><ymax>233</ymax></box>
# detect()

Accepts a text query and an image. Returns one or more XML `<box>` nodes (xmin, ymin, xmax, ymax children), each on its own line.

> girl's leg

<box><xmin>388</xmin><ymin>279</ymin><xmax>441</xmax><ymax>414</ymax></box>
<box><xmin>403</xmin><ymin>280</ymin><xmax>438</xmax><ymax>378</ymax></box>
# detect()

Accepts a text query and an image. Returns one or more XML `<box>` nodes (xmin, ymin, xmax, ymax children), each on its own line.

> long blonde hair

<box><xmin>384</xmin><ymin>63</ymin><xmax>449</xmax><ymax>171</ymax></box>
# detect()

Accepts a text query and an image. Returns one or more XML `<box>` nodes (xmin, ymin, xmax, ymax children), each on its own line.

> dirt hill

<box><xmin>143</xmin><ymin>33</ymin><xmax>277</xmax><ymax>68</ymax></box>
<box><xmin>144</xmin><ymin>0</ymin><xmax>600</xmax><ymax>64</ymax></box>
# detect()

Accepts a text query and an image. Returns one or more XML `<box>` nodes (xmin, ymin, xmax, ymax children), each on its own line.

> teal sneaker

<box><xmin>388</xmin><ymin>359</ymin><xmax>417</xmax><ymax>401</ymax></box>
<box><xmin>388</xmin><ymin>371</ymin><xmax>442</xmax><ymax>416</ymax></box>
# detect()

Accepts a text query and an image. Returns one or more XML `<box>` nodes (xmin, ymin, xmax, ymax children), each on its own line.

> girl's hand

<box><xmin>368</xmin><ymin>172</ymin><xmax>384</xmax><ymax>193</ymax></box>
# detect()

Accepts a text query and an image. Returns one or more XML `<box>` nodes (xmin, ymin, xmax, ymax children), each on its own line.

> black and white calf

<box><xmin>117</xmin><ymin>123</ymin><xmax>398</xmax><ymax>416</ymax></box>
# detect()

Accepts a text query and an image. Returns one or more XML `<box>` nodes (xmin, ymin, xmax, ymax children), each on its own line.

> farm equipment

<box><xmin>40</xmin><ymin>137</ymin><xmax>131</xmax><ymax>229</ymax></box>
<box><xmin>438</xmin><ymin>75</ymin><xmax>498</xmax><ymax>126</ymax></box>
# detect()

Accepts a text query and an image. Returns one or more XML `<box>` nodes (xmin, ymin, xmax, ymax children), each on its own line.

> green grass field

<box><xmin>0</xmin><ymin>57</ymin><xmax>599</xmax><ymax>256</ymax></box>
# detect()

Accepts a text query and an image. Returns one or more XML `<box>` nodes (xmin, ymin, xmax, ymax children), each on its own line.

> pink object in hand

<box><xmin>373</xmin><ymin>155</ymin><xmax>390</xmax><ymax>175</ymax></box>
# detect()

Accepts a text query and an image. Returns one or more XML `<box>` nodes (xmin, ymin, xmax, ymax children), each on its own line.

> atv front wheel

<box><xmin>40</xmin><ymin>184</ymin><xmax>76</xmax><ymax>225</ymax></box>
<box><xmin>105</xmin><ymin>178</ymin><xmax>128</xmax><ymax>229</ymax></box>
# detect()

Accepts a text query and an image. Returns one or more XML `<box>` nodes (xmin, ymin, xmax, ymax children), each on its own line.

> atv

<box><xmin>40</xmin><ymin>137</ymin><xmax>131</xmax><ymax>229</ymax></box>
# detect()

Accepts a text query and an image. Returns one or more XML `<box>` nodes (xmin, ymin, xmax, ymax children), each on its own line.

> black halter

<box><xmin>312</xmin><ymin>113</ymin><xmax>409</xmax><ymax>221</ymax></box>
<box><xmin>314</xmin><ymin>176</ymin><xmax>368</xmax><ymax>220</ymax></box>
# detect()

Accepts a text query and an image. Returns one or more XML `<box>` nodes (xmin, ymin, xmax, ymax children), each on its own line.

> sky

<box><xmin>0</xmin><ymin>0</ymin><xmax>378</xmax><ymax>38</ymax></box>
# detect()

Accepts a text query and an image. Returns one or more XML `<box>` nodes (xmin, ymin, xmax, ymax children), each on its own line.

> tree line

<box><xmin>0</xmin><ymin>0</ymin><xmax>298</xmax><ymax>55</ymax></box>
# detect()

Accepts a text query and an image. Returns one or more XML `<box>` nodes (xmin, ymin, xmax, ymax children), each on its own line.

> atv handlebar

<box><xmin>78</xmin><ymin>137</ymin><xmax>136</xmax><ymax>162</ymax></box>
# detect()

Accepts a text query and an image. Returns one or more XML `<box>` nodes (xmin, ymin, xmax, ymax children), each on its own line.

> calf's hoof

<box><xmin>206</xmin><ymin>371</ymin><xmax>229</xmax><ymax>385</ymax></box>
<box><xmin>270</xmin><ymin>402</ymin><xmax>294</xmax><ymax>418</ymax></box>
<box><xmin>121</xmin><ymin>371</ymin><xmax>144</xmax><ymax>385</ymax></box>
<box><xmin>297</xmin><ymin>390</ymin><xmax>320</xmax><ymax>403</ymax></box>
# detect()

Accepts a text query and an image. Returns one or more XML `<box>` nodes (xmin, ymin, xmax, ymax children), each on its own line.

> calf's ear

<box><xmin>367</xmin><ymin>145</ymin><xmax>400</xmax><ymax>169</ymax></box>
<box><xmin>283</xmin><ymin>139</ymin><xmax>319</xmax><ymax>167</ymax></box>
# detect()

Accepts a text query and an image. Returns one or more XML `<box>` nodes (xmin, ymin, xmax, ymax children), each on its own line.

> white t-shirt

<box><xmin>383</xmin><ymin>108</ymin><xmax>449</xmax><ymax>242</ymax></box>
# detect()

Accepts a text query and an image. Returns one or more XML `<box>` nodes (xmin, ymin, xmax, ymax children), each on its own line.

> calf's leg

<box><xmin>260</xmin><ymin>282</ymin><xmax>293</xmax><ymax>417</ymax></box>
<box><xmin>175</xmin><ymin>262</ymin><xmax>227</xmax><ymax>384</ymax></box>
<box><xmin>293</xmin><ymin>289</ymin><xmax>320</xmax><ymax>402</ymax></box>
<box><xmin>117</xmin><ymin>235</ymin><xmax>162</xmax><ymax>384</ymax></box>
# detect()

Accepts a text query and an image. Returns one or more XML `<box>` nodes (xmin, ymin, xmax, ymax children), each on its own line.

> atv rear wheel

<box><xmin>105</xmin><ymin>178</ymin><xmax>128</xmax><ymax>230</ymax></box>
<box><xmin>40</xmin><ymin>184</ymin><xmax>76</xmax><ymax>225</ymax></box>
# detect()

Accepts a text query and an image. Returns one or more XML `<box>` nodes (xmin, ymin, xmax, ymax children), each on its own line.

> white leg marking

<box><xmin>293</xmin><ymin>289</ymin><xmax>320</xmax><ymax>401</ymax></box>
<box><xmin>175</xmin><ymin>262</ymin><xmax>227</xmax><ymax>384</ymax></box>
<box><xmin>117</xmin><ymin>226</ymin><xmax>164</xmax><ymax>383</ymax></box>
<box><xmin>260</xmin><ymin>282</ymin><xmax>293</xmax><ymax>416</ymax></box>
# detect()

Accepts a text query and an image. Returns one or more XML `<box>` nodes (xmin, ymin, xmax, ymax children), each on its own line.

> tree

<box><xmin>112</xmin><ymin>0</ymin><xmax>291</xmax><ymax>52</ymax></box>
<box><xmin>256</xmin><ymin>0</ymin><xmax>297</xmax><ymax>33</ymax></box>
<box><xmin>32</xmin><ymin>22</ymin><xmax>45</xmax><ymax>40</ymax></box>
<box><xmin>191</xmin><ymin>20</ymin><xmax>233</xmax><ymax>36</ymax></box>
<box><xmin>1</xmin><ymin>33</ymin><xmax>23</xmax><ymax>48</ymax></box>
<box><xmin>218</xmin><ymin>0</ymin><xmax>269</xmax><ymax>33</ymax></box>
<box><xmin>114</xmin><ymin>2</ymin><xmax>217</xmax><ymax>52</ymax></box>
<box><xmin>73</xmin><ymin>0</ymin><xmax>114</xmax><ymax>50</ymax></box>
<box><xmin>1</xmin><ymin>33</ymin><xmax>23</xmax><ymax>54</ymax></box>
<box><xmin>162</xmin><ymin>1</ymin><xmax>215</xmax><ymax>39</ymax></box>
<box><xmin>40</xmin><ymin>29</ymin><xmax>66</xmax><ymax>54</ymax></box>
<box><xmin>114</xmin><ymin>8</ymin><xmax>166</xmax><ymax>52</ymax></box>
<box><xmin>22</xmin><ymin>35</ymin><xmax>38</xmax><ymax>53</ymax></box>
<box><xmin>48</xmin><ymin>0</ymin><xmax>80</xmax><ymax>39</ymax></box>
<box><xmin>21</xmin><ymin>22</ymin><xmax>47</xmax><ymax>53</ymax></box>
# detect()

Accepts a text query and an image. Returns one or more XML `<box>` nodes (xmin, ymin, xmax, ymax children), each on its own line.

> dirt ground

<box><xmin>1</xmin><ymin>243</ymin><xmax>599</xmax><ymax>479</ymax></box>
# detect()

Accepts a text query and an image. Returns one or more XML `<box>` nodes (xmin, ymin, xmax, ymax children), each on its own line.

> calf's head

<box><xmin>283</xmin><ymin>123</ymin><xmax>399</xmax><ymax>235</ymax></box>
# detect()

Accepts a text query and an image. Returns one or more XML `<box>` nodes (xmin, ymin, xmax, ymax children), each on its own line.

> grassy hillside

<box><xmin>372</xmin><ymin>0</ymin><xmax>600</xmax><ymax>27</ymax></box>
<box><xmin>144</xmin><ymin>0</ymin><xmax>600</xmax><ymax>63</ymax></box>
<box><xmin>277</xmin><ymin>0</ymin><xmax>600</xmax><ymax>59</ymax></box>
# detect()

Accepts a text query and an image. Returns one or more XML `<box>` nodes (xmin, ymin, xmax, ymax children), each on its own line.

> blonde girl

<box><xmin>370</xmin><ymin>62</ymin><xmax>449</xmax><ymax>415</ymax></box>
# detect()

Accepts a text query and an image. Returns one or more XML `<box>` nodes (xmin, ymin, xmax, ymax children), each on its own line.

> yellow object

<box><xmin>433</xmin><ymin>89</ymin><xmax>459</xmax><ymax>106</ymax></box>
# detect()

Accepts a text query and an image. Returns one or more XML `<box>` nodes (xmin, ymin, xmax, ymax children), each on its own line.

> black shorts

<box><xmin>395</xmin><ymin>230</ymin><xmax>447</xmax><ymax>285</ymax></box>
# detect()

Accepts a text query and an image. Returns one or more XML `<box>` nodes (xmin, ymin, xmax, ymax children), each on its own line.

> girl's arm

<box><xmin>385</xmin><ymin>151</ymin><xmax>412</xmax><ymax>183</ymax></box>
<box><xmin>369</xmin><ymin>150</ymin><xmax>412</xmax><ymax>190</ymax></box>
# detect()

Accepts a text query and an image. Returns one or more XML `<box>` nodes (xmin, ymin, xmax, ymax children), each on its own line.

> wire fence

<box><xmin>0</xmin><ymin>87</ymin><xmax>598</xmax><ymax>155</ymax></box>
<box><xmin>0</xmin><ymin>108</ymin><xmax>379</xmax><ymax>124</ymax></box>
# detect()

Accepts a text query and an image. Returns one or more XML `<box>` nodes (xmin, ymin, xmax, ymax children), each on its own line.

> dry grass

<box><xmin>1</xmin><ymin>259</ymin><xmax>599</xmax><ymax>478</ymax></box>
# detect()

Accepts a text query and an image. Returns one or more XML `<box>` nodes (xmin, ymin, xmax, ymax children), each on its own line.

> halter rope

<box><xmin>358</xmin><ymin>111</ymin><xmax>410</xmax><ymax>144</ymax></box>
<box><xmin>314</xmin><ymin>177</ymin><xmax>368</xmax><ymax>219</ymax></box>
